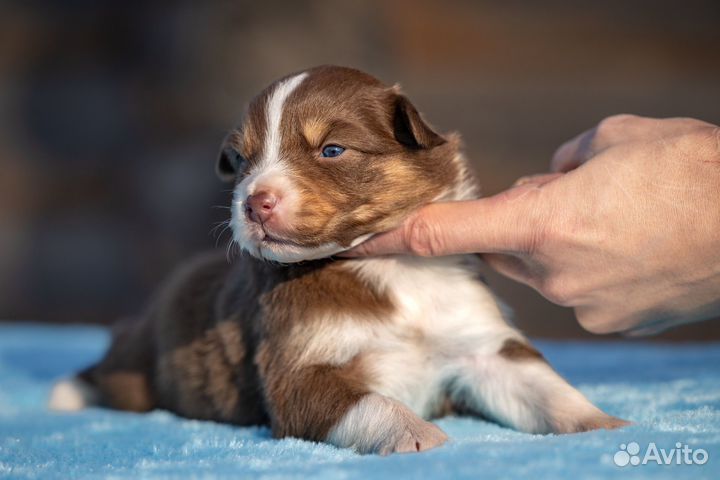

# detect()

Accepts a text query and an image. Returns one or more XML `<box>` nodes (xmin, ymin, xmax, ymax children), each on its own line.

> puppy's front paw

<box><xmin>574</xmin><ymin>414</ymin><xmax>631</xmax><ymax>433</ymax></box>
<box><xmin>326</xmin><ymin>393</ymin><xmax>448</xmax><ymax>455</ymax></box>
<box><xmin>376</xmin><ymin>417</ymin><xmax>448</xmax><ymax>455</ymax></box>
<box><xmin>554</xmin><ymin>412</ymin><xmax>631</xmax><ymax>434</ymax></box>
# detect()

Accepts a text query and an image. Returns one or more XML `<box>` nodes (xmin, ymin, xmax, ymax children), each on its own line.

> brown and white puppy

<box><xmin>49</xmin><ymin>66</ymin><xmax>627</xmax><ymax>454</ymax></box>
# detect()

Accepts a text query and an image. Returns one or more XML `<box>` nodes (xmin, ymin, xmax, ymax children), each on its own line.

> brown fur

<box><xmin>258</xmin><ymin>352</ymin><xmax>370</xmax><ymax>440</ymax></box>
<box><xmin>83</xmin><ymin>251</ymin><xmax>393</xmax><ymax>434</ymax></box>
<box><xmin>498</xmin><ymin>338</ymin><xmax>545</xmax><ymax>361</ymax></box>
<box><xmin>252</xmin><ymin>261</ymin><xmax>394</xmax><ymax>439</ymax></box>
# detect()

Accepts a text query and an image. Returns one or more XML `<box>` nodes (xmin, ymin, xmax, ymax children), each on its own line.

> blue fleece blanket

<box><xmin>0</xmin><ymin>323</ymin><xmax>718</xmax><ymax>479</ymax></box>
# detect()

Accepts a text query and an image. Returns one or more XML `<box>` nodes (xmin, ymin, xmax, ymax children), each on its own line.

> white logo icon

<box><xmin>614</xmin><ymin>442</ymin><xmax>641</xmax><ymax>466</ymax></box>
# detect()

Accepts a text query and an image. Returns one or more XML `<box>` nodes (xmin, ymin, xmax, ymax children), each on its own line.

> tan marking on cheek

<box><xmin>318</xmin><ymin>157</ymin><xmax>451</xmax><ymax>245</ymax></box>
<box><xmin>302</xmin><ymin>119</ymin><xmax>329</xmax><ymax>148</ymax></box>
<box><xmin>287</xmin><ymin>155</ymin><xmax>446</xmax><ymax>246</ymax></box>
<box><xmin>380</xmin><ymin>160</ymin><xmax>416</xmax><ymax>182</ymax></box>
<box><xmin>294</xmin><ymin>195</ymin><xmax>339</xmax><ymax>230</ymax></box>
<box><xmin>378</xmin><ymin>159</ymin><xmax>443</xmax><ymax>205</ymax></box>
<box><xmin>284</xmin><ymin>178</ymin><xmax>347</xmax><ymax>241</ymax></box>
<box><xmin>379</xmin><ymin>160</ymin><xmax>443</xmax><ymax>201</ymax></box>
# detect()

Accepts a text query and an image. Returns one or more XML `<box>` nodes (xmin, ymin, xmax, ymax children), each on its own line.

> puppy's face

<box><xmin>219</xmin><ymin>66</ymin><xmax>464</xmax><ymax>263</ymax></box>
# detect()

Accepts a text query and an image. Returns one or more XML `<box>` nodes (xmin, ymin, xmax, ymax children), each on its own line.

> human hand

<box><xmin>342</xmin><ymin>115</ymin><xmax>720</xmax><ymax>335</ymax></box>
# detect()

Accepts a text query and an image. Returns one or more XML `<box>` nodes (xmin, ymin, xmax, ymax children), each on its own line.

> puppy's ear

<box><xmin>215</xmin><ymin>133</ymin><xmax>246</xmax><ymax>182</ymax></box>
<box><xmin>392</xmin><ymin>94</ymin><xmax>446</xmax><ymax>149</ymax></box>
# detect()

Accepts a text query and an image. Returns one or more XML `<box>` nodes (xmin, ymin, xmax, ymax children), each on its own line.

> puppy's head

<box><xmin>219</xmin><ymin>65</ymin><xmax>475</xmax><ymax>263</ymax></box>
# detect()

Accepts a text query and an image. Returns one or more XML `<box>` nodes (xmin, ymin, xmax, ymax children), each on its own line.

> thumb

<box><xmin>340</xmin><ymin>183</ymin><xmax>551</xmax><ymax>258</ymax></box>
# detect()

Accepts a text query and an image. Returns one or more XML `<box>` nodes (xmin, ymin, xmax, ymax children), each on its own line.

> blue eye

<box><xmin>321</xmin><ymin>145</ymin><xmax>345</xmax><ymax>158</ymax></box>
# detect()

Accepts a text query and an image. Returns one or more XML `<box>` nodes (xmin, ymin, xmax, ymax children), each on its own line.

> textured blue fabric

<box><xmin>0</xmin><ymin>323</ymin><xmax>718</xmax><ymax>479</ymax></box>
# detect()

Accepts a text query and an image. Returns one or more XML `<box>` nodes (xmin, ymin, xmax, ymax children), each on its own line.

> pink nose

<box><xmin>245</xmin><ymin>191</ymin><xmax>277</xmax><ymax>224</ymax></box>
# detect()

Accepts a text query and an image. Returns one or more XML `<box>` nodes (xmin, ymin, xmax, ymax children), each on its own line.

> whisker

<box><xmin>225</xmin><ymin>239</ymin><xmax>239</xmax><ymax>263</ymax></box>
<box><xmin>225</xmin><ymin>239</ymin><xmax>232</xmax><ymax>262</ymax></box>
<box><xmin>210</xmin><ymin>219</ymin><xmax>229</xmax><ymax>229</ymax></box>
<box><xmin>210</xmin><ymin>219</ymin><xmax>231</xmax><ymax>238</ymax></box>
<box><xmin>213</xmin><ymin>224</ymin><xmax>232</xmax><ymax>247</ymax></box>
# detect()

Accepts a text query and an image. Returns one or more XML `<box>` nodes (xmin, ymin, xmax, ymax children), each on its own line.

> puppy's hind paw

<box><xmin>326</xmin><ymin>393</ymin><xmax>448</xmax><ymax>455</ymax></box>
<box><xmin>48</xmin><ymin>377</ymin><xmax>99</xmax><ymax>411</ymax></box>
<box><xmin>377</xmin><ymin>418</ymin><xmax>448</xmax><ymax>455</ymax></box>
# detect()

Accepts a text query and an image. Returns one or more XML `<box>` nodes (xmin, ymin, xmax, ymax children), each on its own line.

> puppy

<box><xmin>50</xmin><ymin>65</ymin><xmax>627</xmax><ymax>454</ymax></box>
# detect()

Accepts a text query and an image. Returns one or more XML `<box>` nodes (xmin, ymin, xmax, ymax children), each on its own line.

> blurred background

<box><xmin>1</xmin><ymin>0</ymin><xmax>719</xmax><ymax>340</ymax></box>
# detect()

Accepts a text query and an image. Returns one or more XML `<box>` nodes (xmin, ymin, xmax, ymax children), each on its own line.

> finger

<box><xmin>342</xmin><ymin>182</ymin><xmax>553</xmax><ymax>258</ymax></box>
<box><xmin>339</xmin><ymin>228</ymin><xmax>407</xmax><ymax>257</ymax></box>
<box><xmin>574</xmin><ymin>305</ymin><xmax>641</xmax><ymax>335</ymax></box>
<box><xmin>551</xmin><ymin>127</ymin><xmax>597</xmax><ymax>173</ymax></box>
<box><xmin>512</xmin><ymin>172</ymin><xmax>564</xmax><ymax>188</ymax></box>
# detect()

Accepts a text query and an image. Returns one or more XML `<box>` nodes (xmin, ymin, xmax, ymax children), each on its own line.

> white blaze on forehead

<box><xmin>258</xmin><ymin>72</ymin><xmax>308</xmax><ymax>173</ymax></box>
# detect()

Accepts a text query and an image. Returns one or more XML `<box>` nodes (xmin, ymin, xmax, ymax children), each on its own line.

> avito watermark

<box><xmin>613</xmin><ymin>441</ymin><xmax>709</xmax><ymax>467</ymax></box>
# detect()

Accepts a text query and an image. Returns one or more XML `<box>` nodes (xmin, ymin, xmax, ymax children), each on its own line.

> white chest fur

<box><xmin>351</xmin><ymin>256</ymin><xmax>519</xmax><ymax>416</ymax></box>
<box><xmin>292</xmin><ymin>255</ymin><xmax>521</xmax><ymax>418</ymax></box>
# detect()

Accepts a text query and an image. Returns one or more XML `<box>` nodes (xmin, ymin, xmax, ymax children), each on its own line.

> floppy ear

<box><xmin>215</xmin><ymin>133</ymin><xmax>246</xmax><ymax>183</ymax></box>
<box><xmin>392</xmin><ymin>94</ymin><xmax>446</xmax><ymax>149</ymax></box>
